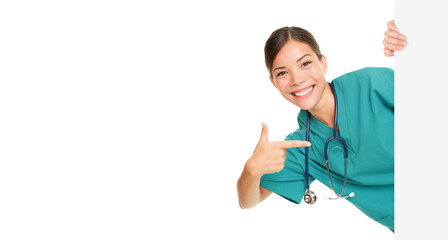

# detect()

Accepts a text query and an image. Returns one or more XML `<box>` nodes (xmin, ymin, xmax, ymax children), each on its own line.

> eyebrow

<box><xmin>272</xmin><ymin>54</ymin><xmax>312</xmax><ymax>73</ymax></box>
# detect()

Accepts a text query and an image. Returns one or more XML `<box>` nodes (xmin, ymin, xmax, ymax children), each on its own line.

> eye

<box><xmin>276</xmin><ymin>71</ymin><xmax>287</xmax><ymax>77</ymax></box>
<box><xmin>302</xmin><ymin>61</ymin><xmax>312</xmax><ymax>67</ymax></box>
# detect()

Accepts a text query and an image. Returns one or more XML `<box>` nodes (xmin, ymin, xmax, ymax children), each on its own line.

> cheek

<box><xmin>307</xmin><ymin>66</ymin><xmax>325</xmax><ymax>83</ymax></box>
<box><xmin>306</xmin><ymin>66</ymin><xmax>320</xmax><ymax>76</ymax></box>
<box><xmin>275</xmin><ymin>78</ymin><xmax>290</xmax><ymax>92</ymax></box>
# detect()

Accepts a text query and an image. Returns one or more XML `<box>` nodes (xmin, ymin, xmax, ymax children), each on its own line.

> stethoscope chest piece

<box><xmin>303</xmin><ymin>190</ymin><xmax>316</xmax><ymax>205</ymax></box>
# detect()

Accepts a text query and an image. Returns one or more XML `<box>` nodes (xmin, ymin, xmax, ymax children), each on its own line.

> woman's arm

<box><xmin>383</xmin><ymin>20</ymin><xmax>408</xmax><ymax>57</ymax></box>
<box><xmin>237</xmin><ymin>164</ymin><xmax>272</xmax><ymax>209</ymax></box>
<box><xmin>237</xmin><ymin>123</ymin><xmax>310</xmax><ymax>209</ymax></box>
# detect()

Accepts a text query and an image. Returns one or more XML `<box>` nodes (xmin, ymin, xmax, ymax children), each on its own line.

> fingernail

<box><xmin>306</xmin><ymin>142</ymin><xmax>311</xmax><ymax>146</ymax></box>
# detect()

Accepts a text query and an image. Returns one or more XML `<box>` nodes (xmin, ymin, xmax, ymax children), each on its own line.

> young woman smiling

<box><xmin>237</xmin><ymin>21</ymin><xmax>406</xmax><ymax>232</ymax></box>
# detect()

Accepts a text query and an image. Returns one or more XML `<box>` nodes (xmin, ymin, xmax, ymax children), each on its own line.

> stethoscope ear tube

<box><xmin>324</xmin><ymin>192</ymin><xmax>355</xmax><ymax>200</ymax></box>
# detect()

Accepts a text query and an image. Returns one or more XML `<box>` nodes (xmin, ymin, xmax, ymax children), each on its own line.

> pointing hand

<box><xmin>245</xmin><ymin>123</ymin><xmax>311</xmax><ymax>177</ymax></box>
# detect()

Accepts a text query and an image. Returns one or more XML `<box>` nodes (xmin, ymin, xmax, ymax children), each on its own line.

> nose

<box><xmin>289</xmin><ymin>69</ymin><xmax>306</xmax><ymax>86</ymax></box>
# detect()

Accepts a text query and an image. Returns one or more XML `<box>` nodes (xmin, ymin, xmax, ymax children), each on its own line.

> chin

<box><xmin>289</xmin><ymin>100</ymin><xmax>313</xmax><ymax>110</ymax></box>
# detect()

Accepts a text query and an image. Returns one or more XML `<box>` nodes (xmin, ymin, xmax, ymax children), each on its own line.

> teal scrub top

<box><xmin>260</xmin><ymin>67</ymin><xmax>394</xmax><ymax>232</ymax></box>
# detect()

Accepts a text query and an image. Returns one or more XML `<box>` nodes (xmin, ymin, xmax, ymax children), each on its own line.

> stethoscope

<box><xmin>303</xmin><ymin>82</ymin><xmax>355</xmax><ymax>205</ymax></box>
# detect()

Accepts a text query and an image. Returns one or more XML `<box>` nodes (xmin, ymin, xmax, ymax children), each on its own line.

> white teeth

<box><xmin>294</xmin><ymin>86</ymin><xmax>313</xmax><ymax>96</ymax></box>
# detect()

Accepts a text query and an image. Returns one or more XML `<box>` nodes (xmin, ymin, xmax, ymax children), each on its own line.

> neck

<box><xmin>309</xmin><ymin>82</ymin><xmax>336</xmax><ymax>128</ymax></box>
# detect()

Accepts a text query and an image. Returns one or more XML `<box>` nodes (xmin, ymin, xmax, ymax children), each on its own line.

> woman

<box><xmin>237</xmin><ymin>20</ymin><xmax>406</xmax><ymax>232</ymax></box>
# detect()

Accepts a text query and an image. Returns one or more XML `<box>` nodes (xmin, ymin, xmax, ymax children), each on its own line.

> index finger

<box><xmin>275</xmin><ymin>140</ymin><xmax>311</xmax><ymax>149</ymax></box>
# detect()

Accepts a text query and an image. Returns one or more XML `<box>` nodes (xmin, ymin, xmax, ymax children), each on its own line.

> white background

<box><xmin>0</xmin><ymin>1</ymin><xmax>397</xmax><ymax>239</ymax></box>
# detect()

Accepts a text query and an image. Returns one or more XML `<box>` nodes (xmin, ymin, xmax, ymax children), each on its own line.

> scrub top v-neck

<box><xmin>260</xmin><ymin>67</ymin><xmax>394</xmax><ymax>232</ymax></box>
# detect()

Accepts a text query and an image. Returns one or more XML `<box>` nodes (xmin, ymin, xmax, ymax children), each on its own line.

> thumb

<box><xmin>259</xmin><ymin>122</ymin><xmax>269</xmax><ymax>143</ymax></box>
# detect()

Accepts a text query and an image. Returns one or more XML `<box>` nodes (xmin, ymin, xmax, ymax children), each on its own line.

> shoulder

<box><xmin>352</xmin><ymin>67</ymin><xmax>394</xmax><ymax>76</ymax></box>
<box><xmin>334</xmin><ymin>67</ymin><xmax>394</xmax><ymax>86</ymax></box>
<box><xmin>333</xmin><ymin>67</ymin><xmax>394</xmax><ymax>97</ymax></box>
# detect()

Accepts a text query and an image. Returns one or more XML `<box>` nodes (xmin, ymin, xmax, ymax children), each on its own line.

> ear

<box><xmin>269</xmin><ymin>75</ymin><xmax>278</xmax><ymax>88</ymax></box>
<box><xmin>320</xmin><ymin>54</ymin><xmax>328</xmax><ymax>74</ymax></box>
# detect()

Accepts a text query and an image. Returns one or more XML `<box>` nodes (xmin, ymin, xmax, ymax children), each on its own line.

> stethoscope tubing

<box><xmin>304</xmin><ymin>82</ymin><xmax>353</xmax><ymax>203</ymax></box>
<box><xmin>305</xmin><ymin>111</ymin><xmax>311</xmax><ymax>191</ymax></box>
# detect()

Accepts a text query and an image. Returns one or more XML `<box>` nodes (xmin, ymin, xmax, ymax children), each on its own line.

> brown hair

<box><xmin>264</xmin><ymin>26</ymin><xmax>322</xmax><ymax>77</ymax></box>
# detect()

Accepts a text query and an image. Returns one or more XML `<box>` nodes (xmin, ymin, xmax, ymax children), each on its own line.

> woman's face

<box><xmin>270</xmin><ymin>40</ymin><xmax>328</xmax><ymax>111</ymax></box>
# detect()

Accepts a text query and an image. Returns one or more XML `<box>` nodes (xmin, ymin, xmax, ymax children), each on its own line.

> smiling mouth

<box><xmin>292</xmin><ymin>85</ymin><xmax>315</xmax><ymax>98</ymax></box>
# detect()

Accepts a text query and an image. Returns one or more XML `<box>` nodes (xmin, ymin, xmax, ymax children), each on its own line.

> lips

<box><xmin>291</xmin><ymin>85</ymin><xmax>315</xmax><ymax>98</ymax></box>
